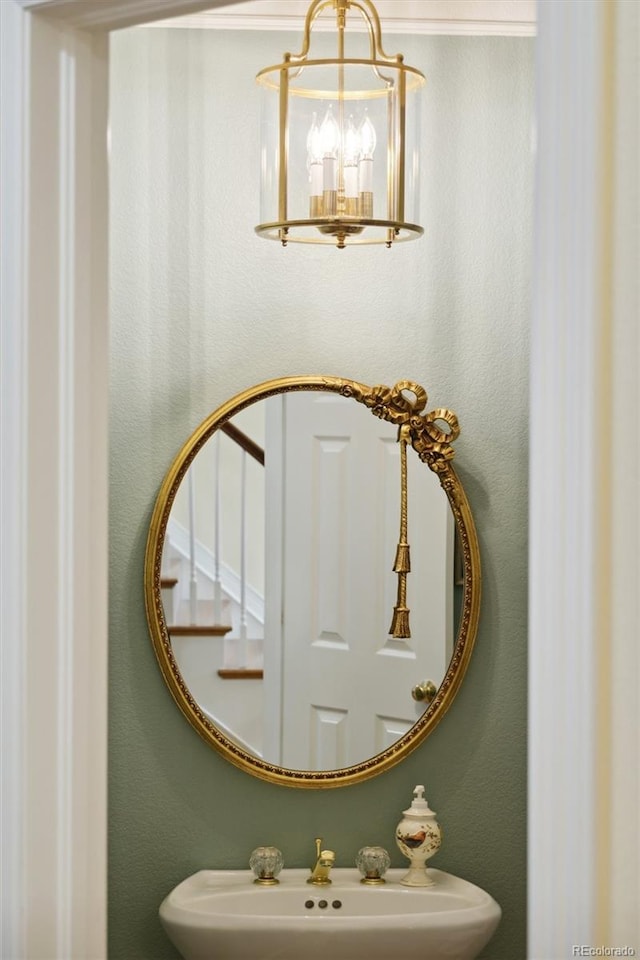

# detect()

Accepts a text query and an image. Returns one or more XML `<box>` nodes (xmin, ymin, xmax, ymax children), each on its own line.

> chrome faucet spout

<box><xmin>307</xmin><ymin>837</ymin><xmax>335</xmax><ymax>885</ymax></box>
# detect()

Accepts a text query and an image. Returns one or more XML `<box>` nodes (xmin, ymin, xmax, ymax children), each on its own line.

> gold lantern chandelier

<box><xmin>255</xmin><ymin>0</ymin><xmax>426</xmax><ymax>249</ymax></box>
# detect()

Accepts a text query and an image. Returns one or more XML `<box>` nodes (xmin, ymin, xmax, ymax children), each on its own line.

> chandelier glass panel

<box><xmin>255</xmin><ymin>0</ymin><xmax>425</xmax><ymax>249</ymax></box>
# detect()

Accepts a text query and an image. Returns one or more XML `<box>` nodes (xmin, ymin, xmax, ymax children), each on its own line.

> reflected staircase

<box><xmin>160</xmin><ymin>421</ymin><xmax>265</xmax><ymax>682</ymax></box>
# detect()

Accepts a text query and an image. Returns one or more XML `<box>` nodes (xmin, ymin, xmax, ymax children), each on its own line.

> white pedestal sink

<box><xmin>160</xmin><ymin>867</ymin><xmax>501</xmax><ymax>960</ymax></box>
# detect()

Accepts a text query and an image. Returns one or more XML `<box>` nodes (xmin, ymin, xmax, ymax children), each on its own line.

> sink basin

<box><xmin>160</xmin><ymin>867</ymin><xmax>501</xmax><ymax>960</ymax></box>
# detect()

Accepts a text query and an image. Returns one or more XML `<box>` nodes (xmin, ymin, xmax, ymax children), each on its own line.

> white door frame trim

<box><xmin>1</xmin><ymin>0</ymin><xmax>637</xmax><ymax>956</ymax></box>
<box><xmin>1</xmin><ymin>2</ymin><xmax>29</xmax><ymax>953</ymax></box>
<box><xmin>529</xmin><ymin>0</ymin><xmax>639</xmax><ymax>954</ymax></box>
<box><xmin>1</xmin><ymin>5</ymin><xmax>111</xmax><ymax>957</ymax></box>
<box><xmin>0</xmin><ymin>5</ymin><xmax>252</xmax><ymax>956</ymax></box>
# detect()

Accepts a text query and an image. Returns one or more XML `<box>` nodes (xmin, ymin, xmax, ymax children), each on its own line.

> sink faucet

<box><xmin>307</xmin><ymin>837</ymin><xmax>335</xmax><ymax>885</ymax></box>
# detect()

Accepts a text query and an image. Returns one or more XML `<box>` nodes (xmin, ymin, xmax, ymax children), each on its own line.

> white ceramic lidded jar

<box><xmin>395</xmin><ymin>785</ymin><xmax>442</xmax><ymax>886</ymax></box>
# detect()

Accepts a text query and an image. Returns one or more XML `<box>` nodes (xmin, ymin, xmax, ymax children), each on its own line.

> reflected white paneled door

<box><xmin>264</xmin><ymin>391</ymin><xmax>453</xmax><ymax>770</ymax></box>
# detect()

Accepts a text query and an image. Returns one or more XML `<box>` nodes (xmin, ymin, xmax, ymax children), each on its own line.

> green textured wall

<box><xmin>109</xmin><ymin>27</ymin><xmax>532</xmax><ymax>959</ymax></box>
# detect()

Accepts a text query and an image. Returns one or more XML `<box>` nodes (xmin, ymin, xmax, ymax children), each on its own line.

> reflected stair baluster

<box><xmin>238</xmin><ymin>449</ymin><xmax>248</xmax><ymax>668</ymax></box>
<box><xmin>213</xmin><ymin>431</ymin><xmax>223</xmax><ymax>623</ymax></box>
<box><xmin>188</xmin><ymin>466</ymin><xmax>198</xmax><ymax>624</ymax></box>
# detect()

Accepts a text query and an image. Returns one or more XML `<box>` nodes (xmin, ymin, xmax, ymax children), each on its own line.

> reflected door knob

<box><xmin>411</xmin><ymin>680</ymin><xmax>437</xmax><ymax>704</ymax></box>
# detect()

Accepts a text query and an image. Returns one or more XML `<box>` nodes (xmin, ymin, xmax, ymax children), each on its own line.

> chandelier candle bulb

<box><xmin>344</xmin><ymin>164</ymin><xmax>358</xmax><ymax>194</ymax></box>
<box><xmin>309</xmin><ymin>158</ymin><xmax>323</xmax><ymax>192</ymax></box>
<box><xmin>343</xmin><ymin>115</ymin><xmax>361</xmax><ymax>216</ymax></box>
<box><xmin>323</xmin><ymin>163</ymin><xmax>338</xmax><ymax>214</ymax></box>
<box><xmin>321</xmin><ymin>103</ymin><xmax>339</xmax><ymax>214</ymax></box>
<box><xmin>307</xmin><ymin>112</ymin><xmax>324</xmax><ymax>211</ymax></box>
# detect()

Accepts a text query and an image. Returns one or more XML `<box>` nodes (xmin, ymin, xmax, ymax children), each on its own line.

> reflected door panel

<box><xmin>265</xmin><ymin>392</ymin><xmax>453</xmax><ymax>769</ymax></box>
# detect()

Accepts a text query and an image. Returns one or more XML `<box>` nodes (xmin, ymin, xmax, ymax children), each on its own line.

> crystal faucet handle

<box><xmin>249</xmin><ymin>846</ymin><xmax>284</xmax><ymax>885</ymax></box>
<box><xmin>356</xmin><ymin>846</ymin><xmax>391</xmax><ymax>884</ymax></box>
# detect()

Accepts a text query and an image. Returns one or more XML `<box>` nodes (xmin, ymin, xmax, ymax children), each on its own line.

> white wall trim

<box><xmin>17</xmin><ymin>0</ymin><xmax>537</xmax><ymax>35</ymax></box>
<box><xmin>143</xmin><ymin>0</ymin><xmax>536</xmax><ymax>36</ymax></box>
<box><xmin>529</xmin><ymin>0</ymin><xmax>598</xmax><ymax>946</ymax></box>
<box><xmin>55</xmin><ymin>46</ymin><xmax>76</xmax><ymax>957</ymax></box>
<box><xmin>146</xmin><ymin>12</ymin><xmax>536</xmax><ymax>37</ymax></box>
<box><xmin>0</xmin><ymin>3</ymin><xmax>112</xmax><ymax>957</ymax></box>
<box><xmin>1</xmin><ymin>4</ymin><xmax>255</xmax><ymax>956</ymax></box>
<box><xmin>529</xmin><ymin>1</ymin><xmax>600</xmax><ymax>950</ymax></box>
<box><xmin>529</xmin><ymin>0</ymin><xmax>639</xmax><ymax>953</ymax></box>
<box><xmin>0</xmin><ymin>3</ymin><xmax>28</xmax><ymax>955</ymax></box>
<box><xmin>607</xmin><ymin>0</ymin><xmax>639</xmax><ymax>945</ymax></box>
<box><xmin>15</xmin><ymin>0</ymin><xmax>253</xmax><ymax>31</ymax></box>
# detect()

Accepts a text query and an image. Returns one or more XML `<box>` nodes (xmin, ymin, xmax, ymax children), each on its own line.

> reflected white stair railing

<box><xmin>188</xmin><ymin>468</ymin><xmax>198</xmax><ymax>625</ymax></box>
<box><xmin>238</xmin><ymin>448</ymin><xmax>248</xmax><ymax>668</ymax></box>
<box><xmin>161</xmin><ymin>422</ymin><xmax>265</xmax><ymax>674</ymax></box>
<box><xmin>213</xmin><ymin>431</ymin><xmax>223</xmax><ymax>624</ymax></box>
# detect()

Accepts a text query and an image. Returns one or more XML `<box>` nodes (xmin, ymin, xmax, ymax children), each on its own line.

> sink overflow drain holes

<box><xmin>303</xmin><ymin>899</ymin><xmax>343</xmax><ymax>910</ymax></box>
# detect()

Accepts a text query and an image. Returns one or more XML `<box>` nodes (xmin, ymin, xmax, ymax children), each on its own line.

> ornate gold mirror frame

<box><xmin>144</xmin><ymin>376</ymin><xmax>481</xmax><ymax>788</ymax></box>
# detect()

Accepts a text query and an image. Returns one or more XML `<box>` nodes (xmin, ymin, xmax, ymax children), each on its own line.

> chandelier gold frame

<box><xmin>255</xmin><ymin>0</ymin><xmax>426</xmax><ymax>248</ymax></box>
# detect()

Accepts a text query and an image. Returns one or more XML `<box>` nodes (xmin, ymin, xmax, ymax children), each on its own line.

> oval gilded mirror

<box><xmin>144</xmin><ymin>376</ymin><xmax>480</xmax><ymax>787</ymax></box>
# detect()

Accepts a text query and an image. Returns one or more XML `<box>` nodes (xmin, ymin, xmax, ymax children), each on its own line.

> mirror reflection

<box><xmin>161</xmin><ymin>389</ymin><xmax>459</xmax><ymax>772</ymax></box>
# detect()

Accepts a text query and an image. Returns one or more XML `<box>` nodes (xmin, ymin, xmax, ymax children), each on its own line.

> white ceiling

<box><xmin>149</xmin><ymin>0</ymin><xmax>537</xmax><ymax>36</ymax></box>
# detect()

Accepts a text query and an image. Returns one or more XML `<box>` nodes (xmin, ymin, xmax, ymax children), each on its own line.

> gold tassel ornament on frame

<box><xmin>389</xmin><ymin>423</ymin><xmax>411</xmax><ymax>638</ymax></box>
